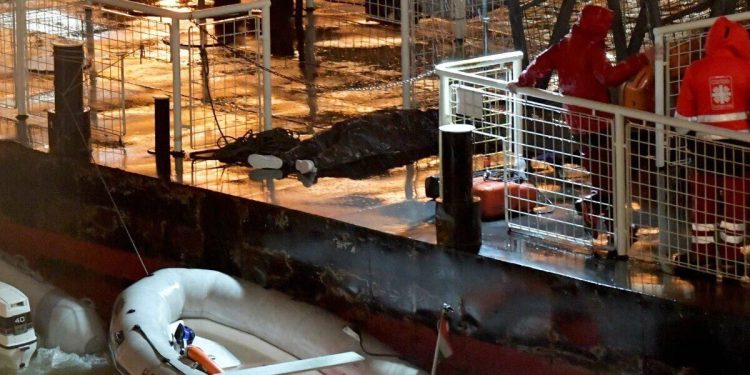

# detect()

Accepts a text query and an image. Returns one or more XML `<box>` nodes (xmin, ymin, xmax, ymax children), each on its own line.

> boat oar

<box><xmin>224</xmin><ymin>351</ymin><xmax>365</xmax><ymax>375</ymax></box>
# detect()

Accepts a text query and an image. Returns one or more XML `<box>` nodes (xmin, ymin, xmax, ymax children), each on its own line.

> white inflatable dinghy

<box><xmin>109</xmin><ymin>268</ymin><xmax>424</xmax><ymax>374</ymax></box>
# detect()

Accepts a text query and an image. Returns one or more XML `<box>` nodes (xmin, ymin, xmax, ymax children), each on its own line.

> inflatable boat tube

<box><xmin>109</xmin><ymin>268</ymin><xmax>424</xmax><ymax>375</ymax></box>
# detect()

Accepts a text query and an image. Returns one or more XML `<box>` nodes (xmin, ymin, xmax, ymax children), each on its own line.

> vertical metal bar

<box><xmin>438</xmin><ymin>75</ymin><xmax>451</xmax><ymax>199</ymax></box>
<box><xmin>14</xmin><ymin>0</ymin><xmax>28</xmax><ymax>120</ymax></box>
<box><xmin>481</xmin><ymin>0</ymin><xmax>488</xmax><ymax>55</ymax></box>
<box><xmin>400</xmin><ymin>0</ymin><xmax>411</xmax><ymax>110</ymax></box>
<box><xmin>654</xmin><ymin>28</ymin><xmax>666</xmax><ymax>168</ymax></box>
<box><xmin>613</xmin><ymin>113</ymin><xmax>629</xmax><ymax>257</ymax></box>
<box><xmin>119</xmin><ymin>53</ymin><xmax>127</xmax><ymax>136</ymax></box>
<box><xmin>85</xmin><ymin>7</ymin><xmax>98</xmax><ymax>128</ymax></box>
<box><xmin>512</xmin><ymin>57</ymin><xmax>523</xmax><ymax>164</ymax></box>
<box><xmin>653</xmin><ymin>28</ymin><xmax>669</xmax><ymax>265</ymax></box>
<box><xmin>170</xmin><ymin>19</ymin><xmax>183</xmax><ymax>153</ymax></box>
<box><xmin>187</xmin><ymin>26</ymin><xmax>194</xmax><ymax>144</ymax></box>
<box><xmin>262</xmin><ymin>4</ymin><xmax>273</xmax><ymax>130</ymax></box>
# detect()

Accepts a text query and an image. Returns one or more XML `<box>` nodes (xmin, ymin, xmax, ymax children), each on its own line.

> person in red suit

<box><xmin>510</xmin><ymin>4</ymin><xmax>651</xmax><ymax>245</ymax></box>
<box><xmin>675</xmin><ymin>16</ymin><xmax>750</xmax><ymax>267</ymax></box>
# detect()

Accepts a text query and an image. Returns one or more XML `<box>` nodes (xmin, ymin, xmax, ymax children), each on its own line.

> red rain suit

<box><xmin>516</xmin><ymin>5</ymin><xmax>649</xmax><ymax>238</ymax></box>
<box><xmin>516</xmin><ymin>5</ymin><xmax>649</xmax><ymax>134</ymax></box>
<box><xmin>675</xmin><ymin>16</ymin><xmax>750</xmax><ymax>261</ymax></box>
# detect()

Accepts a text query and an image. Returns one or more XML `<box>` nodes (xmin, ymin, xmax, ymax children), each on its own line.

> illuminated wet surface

<box><xmin>0</xmin><ymin>116</ymin><xmax>714</xmax><ymax>311</ymax></box>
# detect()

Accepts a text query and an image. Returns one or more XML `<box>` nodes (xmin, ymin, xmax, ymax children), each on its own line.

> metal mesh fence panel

<box><xmin>0</xmin><ymin>1</ymin><xmax>15</xmax><ymax>109</ymax></box>
<box><xmin>187</xmin><ymin>15</ymin><xmax>262</xmax><ymax>150</ymax></box>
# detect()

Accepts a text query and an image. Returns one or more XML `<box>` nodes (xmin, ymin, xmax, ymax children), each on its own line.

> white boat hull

<box><xmin>0</xmin><ymin>250</ymin><xmax>107</xmax><ymax>355</ymax></box>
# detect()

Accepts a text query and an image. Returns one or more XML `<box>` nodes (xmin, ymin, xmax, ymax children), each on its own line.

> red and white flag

<box><xmin>431</xmin><ymin>312</ymin><xmax>453</xmax><ymax>375</ymax></box>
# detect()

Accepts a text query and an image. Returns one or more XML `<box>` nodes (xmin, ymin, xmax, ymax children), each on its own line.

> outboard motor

<box><xmin>0</xmin><ymin>281</ymin><xmax>37</xmax><ymax>370</ymax></box>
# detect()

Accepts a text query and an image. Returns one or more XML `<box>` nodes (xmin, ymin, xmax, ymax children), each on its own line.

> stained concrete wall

<box><xmin>1</xmin><ymin>140</ymin><xmax>749</xmax><ymax>374</ymax></box>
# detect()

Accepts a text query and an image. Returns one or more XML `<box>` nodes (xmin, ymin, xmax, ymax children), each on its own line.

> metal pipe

<box><xmin>93</xmin><ymin>0</ymin><xmax>182</xmax><ymax>18</ymax></box>
<box><xmin>154</xmin><ymin>95</ymin><xmax>171</xmax><ymax>180</ymax></box>
<box><xmin>482</xmin><ymin>0</ymin><xmax>489</xmax><ymax>55</ymax></box>
<box><xmin>511</xmin><ymin>57</ymin><xmax>523</xmax><ymax>166</ymax></box>
<box><xmin>261</xmin><ymin>4</ymin><xmax>272</xmax><ymax>130</ymax></box>
<box><xmin>652</xmin><ymin>10</ymin><xmax>750</xmax><ymax>35</ymax></box>
<box><xmin>170</xmin><ymin>19</ymin><xmax>183</xmax><ymax>153</ymax></box>
<box><xmin>92</xmin><ymin>0</ymin><xmax>270</xmax><ymax>20</ymax></box>
<box><xmin>14</xmin><ymin>0</ymin><xmax>28</xmax><ymax>120</ymax></box>
<box><xmin>192</xmin><ymin>1</ymin><xmax>270</xmax><ymax>19</ymax></box>
<box><xmin>400</xmin><ymin>0</ymin><xmax>411</xmax><ymax>110</ymax></box>
<box><xmin>119</xmin><ymin>53</ymin><xmax>127</xmax><ymax>136</ymax></box>
<box><xmin>85</xmin><ymin>7</ymin><xmax>98</xmax><ymax>128</ymax></box>
<box><xmin>613</xmin><ymin>113</ymin><xmax>629</xmax><ymax>257</ymax></box>
<box><xmin>438</xmin><ymin>75</ymin><xmax>449</xmax><ymax>199</ymax></box>
<box><xmin>653</xmin><ymin>23</ymin><xmax>666</xmax><ymax>168</ymax></box>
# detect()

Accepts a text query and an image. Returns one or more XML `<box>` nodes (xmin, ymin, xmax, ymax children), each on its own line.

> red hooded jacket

<box><xmin>517</xmin><ymin>5</ymin><xmax>649</xmax><ymax>133</ymax></box>
<box><xmin>675</xmin><ymin>16</ymin><xmax>750</xmax><ymax>136</ymax></box>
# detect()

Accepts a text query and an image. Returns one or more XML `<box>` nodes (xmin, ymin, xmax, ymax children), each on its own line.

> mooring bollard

<box><xmin>49</xmin><ymin>41</ymin><xmax>90</xmax><ymax>161</ymax></box>
<box><xmin>154</xmin><ymin>95</ymin><xmax>171</xmax><ymax>180</ymax></box>
<box><xmin>435</xmin><ymin>124</ymin><xmax>482</xmax><ymax>253</ymax></box>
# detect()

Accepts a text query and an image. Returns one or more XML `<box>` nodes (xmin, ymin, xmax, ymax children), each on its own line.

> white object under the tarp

<box><xmin>0</xmin><ymin>281</ymin><xmax>37</xmax><ymax>371</ymax></box>
<box><xmin>109</xmin><ymin>268</ymin><xmax>424</xmax><ymax>375</ymax></box>
<box><xmin>0</xmin><ymin>250</ymin><xmax>107</xmax><ymax>355</ymax></box>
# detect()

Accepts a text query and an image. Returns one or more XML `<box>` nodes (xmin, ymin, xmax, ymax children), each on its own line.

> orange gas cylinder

<box><xmin>622</xmin><ymin>64</ymin><xmax>655</xmax><ymax>113</ymax></box>
<box><xmin>187</xmin><ymin>346</ymin><xmax>223</xmax><ymax>374</ymax></box>
<box><xmin>472</xmin><ymin>177</ymin><xmax>538</xmax><ymax>220</ymax></box>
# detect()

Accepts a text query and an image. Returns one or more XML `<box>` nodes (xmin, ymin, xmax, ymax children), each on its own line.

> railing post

<box><xmin>85</xmin><ymin>7</ymin><xmax>98</xmax><ymax>128</ymax></box>
<box><xmin>400</xmin><ymin>0</ymin><xmax>411</xmax><ymax>110</ymax></box>
<box><xmin>261</xmin><ymin>3</ymin><xmax>272</xmax><ymax>130</ymax></box>
<box><xmin>170</xmin><ymin>18</ymin><xmax>183</xmax><ymax>154</ymax></box>
<box><xmin>613</xmin><ymin>113</ymin><xmax>629</xmax><ymax>257</ymax></box>
<box><xmin>14</xmin><ymin>0</ymin><xmax>28</xmax><ymax>126</ymax></box>
<box><xmin>511</xmin><ymin>56</ymin><xmax>523</xmax><ymax>167</ymax></box>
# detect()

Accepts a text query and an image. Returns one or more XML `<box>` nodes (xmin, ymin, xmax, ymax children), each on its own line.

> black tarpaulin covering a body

<box><xmin>198</xmin><ymin>108</ymin><xmax>439</xmax><ymax>179</ymax></box>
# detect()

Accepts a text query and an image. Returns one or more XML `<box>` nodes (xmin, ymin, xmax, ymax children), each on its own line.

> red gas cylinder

<box><xmin>472</xmin><ymin>177</ymin><xmax>538</xmax><ymax>220</ymax></box>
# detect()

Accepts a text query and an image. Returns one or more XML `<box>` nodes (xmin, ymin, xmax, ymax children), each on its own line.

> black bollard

<box><xmin>154</xmin><ymin>95</ymin><xmax>171</xmax><ymax>180</ymax></box>
<box><xmin>435</xmin><ymin>124</ymin><xmax>482</xmax><ymax>253</ymax></box>
<box><xmin>49</xmin><ymin>42</ymin><xmax>90</xmax><ymax>161</ymax></box>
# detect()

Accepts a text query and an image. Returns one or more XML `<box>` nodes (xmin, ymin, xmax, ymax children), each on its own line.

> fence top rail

<box><xmin>92</xmin><ymin>0</ymin><xmax>270</xmax><ymax>20</ymax></box>
<box><xmin>436</xmin><ymin>51</ymin><xmax>524</xmax><ymax>74</ymax></box>
<box><xmin>436</xmin><ymin>52</ymin><xmax>750</xmax><ymax>144</ymax></box>
<box><xmin>514</xmin><ymin>86</ymin><xmax>750</xmax><ymax>143</ymax></box>
<box><xmin>653</xmin><ymin>11</ymin><xmax>750</xmax><ymax>38</ymax></box>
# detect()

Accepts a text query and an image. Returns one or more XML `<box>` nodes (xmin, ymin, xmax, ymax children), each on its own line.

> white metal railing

<box><xmin>437</xmin><ymin>51</ymin><xmax>750</xmax><ymax>281</ymax></box>
<box><xmin>9</xmin><ymin>0</ymin><xmax>272</xmax><ymax>154</ymax></box>
<box><xmin>91</xmin><ymin>0</ymin><xmax>272</xmax><ymax>153</ymax></box>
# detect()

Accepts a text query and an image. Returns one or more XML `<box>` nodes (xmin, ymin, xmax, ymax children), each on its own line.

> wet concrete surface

<box><xmin>1</xmin><ymin>112</ymin><xmax>743</xmax><ymax>314</ymax></box>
